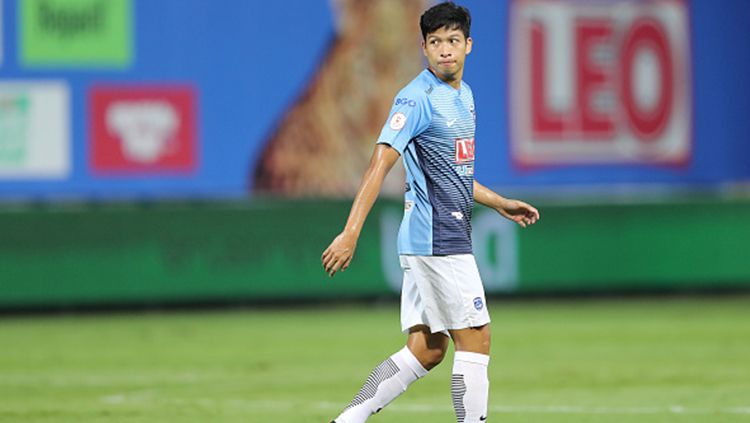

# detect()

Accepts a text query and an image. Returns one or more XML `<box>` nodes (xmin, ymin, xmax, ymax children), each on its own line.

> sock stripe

<box><xmin>344</xmin><ymin>358</ymin><xmax>400</xmax><ymax>410</ymax></box>
<box><xmin>451</xmin><ymin>374</ymin><xmax>467</xmax><ymax>422</ymax></box>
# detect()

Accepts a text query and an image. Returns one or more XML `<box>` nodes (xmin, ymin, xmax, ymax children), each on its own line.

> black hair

<box><xmin>420</xmin><ymin>2</ymin><xmax>471</xmax><ymax>41</ymax></box>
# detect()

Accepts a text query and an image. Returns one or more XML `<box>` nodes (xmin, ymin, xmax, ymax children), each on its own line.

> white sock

<box><xmin>451</xmin><ymin>351</ymin><xmax>490</xmax><ymax>422</ymax></box>
<box><xmin>334</xmin><ymin>346</ymin><xmax>428</xmax><ymax>423</ymax></box>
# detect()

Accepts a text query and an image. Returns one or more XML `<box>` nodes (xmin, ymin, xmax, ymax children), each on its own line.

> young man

<box><xmin>321</xmin><ymin>2</ymin><xmax>540</xmax><ymax>422</ymax></box>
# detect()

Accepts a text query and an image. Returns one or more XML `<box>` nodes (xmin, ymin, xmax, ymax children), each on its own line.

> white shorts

<box><xmin>399</xmin><ymin>254</ymin><xmax>491</xmax><ymax>334</ymax></box>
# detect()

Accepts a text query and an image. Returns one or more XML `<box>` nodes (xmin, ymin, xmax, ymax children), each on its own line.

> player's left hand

<box><xmin>496</xmin><ymin>199</ymin><xmax>540</xmax><ymax>228</ymax></box>
<box><xmin>321</xmin><ymin>232</ymin><xmax>358</xmax><ymax>277</ymax></box>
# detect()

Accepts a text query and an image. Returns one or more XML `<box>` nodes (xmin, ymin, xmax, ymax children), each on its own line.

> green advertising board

<box><xmin>19</xmin><ymin>0</ymin><xmax>132</xmax><ymax>67</ymax></box>
<box><xmin>0</xmin><ymin>199</ymin><xmax>749</xmax><ymax>308</ymax></box>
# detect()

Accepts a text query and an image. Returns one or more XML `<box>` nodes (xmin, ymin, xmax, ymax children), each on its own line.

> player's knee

<box><xmin>417</xmin><ymin>346</ymin><xmax>447</xmax><ymax>370</ymax></box>
<box><xmin>479</xmin><ymin>337</ymin><xmax>491</xmax><ymax>354</ymax></box>
<box><xmin>478</xmin><ymin>327</ymin><xmax>491</xmax><ymax>349</ymax></box>
<box><xmin>452</xmin><ymin>325</ymin><xmax>491</xmax><ymax>355</ymax></box>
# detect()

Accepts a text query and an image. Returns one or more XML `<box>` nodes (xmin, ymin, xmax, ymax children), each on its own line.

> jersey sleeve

<box><xmin>376</xmin><ymin>90</ymin><xmax>432</xmax><ymax>155</ymax></box>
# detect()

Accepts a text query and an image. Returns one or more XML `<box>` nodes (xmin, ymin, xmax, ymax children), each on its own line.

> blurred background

<box><xmin>0</xmin><ymin>0</ymin><xmax>749</xmax><ymax>307</ymax></box>
<box><xmin>2</xmin><ymin>1</ymin><xmax>750</xmax><ymax>422</ymax></box>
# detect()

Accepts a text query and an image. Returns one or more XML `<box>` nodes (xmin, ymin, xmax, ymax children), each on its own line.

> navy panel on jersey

<box><xmin>378</xmin><ymin>69</ymin><xmax>476</xmax><ymax>256</ymax></box>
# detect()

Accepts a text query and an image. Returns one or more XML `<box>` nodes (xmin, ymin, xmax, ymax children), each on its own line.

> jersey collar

<box><xmin>424</xmin><ymin>68</ymin><xmax>463</xmax><ymax>93</ymax></box>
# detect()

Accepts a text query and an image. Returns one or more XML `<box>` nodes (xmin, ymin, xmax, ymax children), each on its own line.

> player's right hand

<box><xmin>322</xmin><ymin>232</ymin><xmax>357</xmax><ymax>277</ymax></box>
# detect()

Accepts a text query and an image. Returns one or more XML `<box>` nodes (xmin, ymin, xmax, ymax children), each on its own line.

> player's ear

<box><xmin>465</xmin><ymin>37</ymin><xmax>473</xmax><ymax>55</ymax></box>
<box><xmin>422</xmin><ymin>39</ymin><xmax>428</xmax><ymax>56</ymax></box>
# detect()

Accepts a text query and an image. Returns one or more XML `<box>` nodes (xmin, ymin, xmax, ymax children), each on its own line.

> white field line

<box><xmin>347</xmin><ymin>402</ymin><xmax>750</xmax><ymax>416</ymax></box>
<box><xmin>96</xmin><ymin>395</ymin><xmax>750</xmax><ymax>416</ymax></box>
<box><xmin>0</xmin><ymin>372</ymin><xmax>203</xmax><ymax>387</ymax></box>
<box><xmin>366</xmin><ymin>403</ymin><xmax>750</xmax><ymax>415</ymax></box>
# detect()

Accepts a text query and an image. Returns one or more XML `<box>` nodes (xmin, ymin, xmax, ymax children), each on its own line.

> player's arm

<box><xmin>473</xmin><ymin>180</ymin><xmax>540</xmax><ymax>228</ymax></box>
<box><xmin>322</xmin><ymin>144</ymin><xmax>401</xmax><ymax>277</ymax></box>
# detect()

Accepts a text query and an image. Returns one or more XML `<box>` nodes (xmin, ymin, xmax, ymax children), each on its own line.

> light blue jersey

<box><xmin>378</xmin><ymin>69</ymin><xmax>476</xmax><ymax>256</ymax></box>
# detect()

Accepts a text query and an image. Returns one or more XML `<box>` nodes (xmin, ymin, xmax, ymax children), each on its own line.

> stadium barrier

<box><xmin>1</xmin><ymin>199</ymin><xmax>749</xmax><ymax>308</ymax></box>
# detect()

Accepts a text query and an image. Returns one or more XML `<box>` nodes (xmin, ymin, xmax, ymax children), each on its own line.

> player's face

<box><xmin>422</xmin><ymin>26</ymin><xmax>472</xmax><ymax>84</ymax></box>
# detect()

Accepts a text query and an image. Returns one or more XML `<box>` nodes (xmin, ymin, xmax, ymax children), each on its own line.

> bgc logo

<box><xmin>509</xmin><ymin>0</ymin><xmax>691</xmax><ymax>166</ymax></box>
<box><xmin>395</xmin><ymin>97</ymin><xmax>416</xmax><ymax>107</ymax></box>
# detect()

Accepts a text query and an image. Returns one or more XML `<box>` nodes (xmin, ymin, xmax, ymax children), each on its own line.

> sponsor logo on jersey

<box><xmin>473</xmin><ymin>297</ymin><xmax>484</xmax><ymax>310</ymax></box>
<box><xmin>455</xmin><ymin>164</ymin><xmax>474</xmax><ymax>177</ymax></box>
<box><xmin>455</xmin><ymin>137</ymin><xmax>475</xmax><ymax>164</ymax></box>
<box><xmin>389</xmin><ymin>112</ymin><xmax>407</xmax><ymax>130</ymax></box>
<box><xmin>509</xmin><ymin>0</ymin><xmax>691</xmax><ymax>166</ymax></box>
<box><xmin>394</xmin><ymin>97</ymin><xmax>416</xmax><ymax>107</ymax></box>
<box><xmin>451</xmin><ymin>211</ymin><xmax>464</xmax><ymax>220</ymax></box>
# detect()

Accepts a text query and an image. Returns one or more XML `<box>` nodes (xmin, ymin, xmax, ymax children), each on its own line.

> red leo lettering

<box><xmin>531</xmin><ymin>21</ymin><xmax>568</xmax><ymax>135</ymax></box>
<box><xmin>576</xmin><ymin>20</ymin><xmax>615</xmax><ymax>137</ymax></box>
<box><xmin>455</xmin><ymin>138</ymin><xmax>475</xmax><ymax>164</ymax></box>
<box><xmin>509</xmin><ymin>0</ymin><xmax>690</xmax><ymax>166</ymax></box>
<box><xmin>621</xmin><ymin>18</ymin><xmax>673</xmax><ymax>140</ymax></box>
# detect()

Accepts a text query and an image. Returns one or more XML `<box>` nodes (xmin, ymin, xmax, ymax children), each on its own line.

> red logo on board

<box><xmin>90</xmin><ymin>86</ymin><xmax>198</xmax><ymax>173</ymax></box>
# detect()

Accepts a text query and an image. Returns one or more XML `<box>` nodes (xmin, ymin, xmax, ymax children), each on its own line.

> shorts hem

<box><xmin>401</xmin><ymin>317</ymin><xmax>490</xmax><ymax>335</ymax></box>
<box><xmin>441</xmin><ymin>318</ymin><xmax>491</xmax><ymax>332</ymax></box>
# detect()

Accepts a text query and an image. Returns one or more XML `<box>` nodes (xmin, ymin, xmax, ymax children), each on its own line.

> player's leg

<box><xmin>449</xmin><ymin>324</ymin><xmax>491</xmax><ymax>422</ymax></box>
<box><xmin>406</xmin><ymin>324</ymin><xmax>450</xmax><ymax>370</ymax></box>
<box><xmin>332</xmin><ymin>328</ymin><xmax>448</xmax><ymax>423</ymax></box>
<box><xmin>331</xmin><ymin>255</ymin><xmax>449</xmax><ymax>423</ymax></box>
<box><xmin>407</xmin><ymin>254</ymin><xmax>492</xmax><ymax>422</ymax></box>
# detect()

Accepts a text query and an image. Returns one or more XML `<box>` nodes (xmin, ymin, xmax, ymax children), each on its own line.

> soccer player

<box><xmin>321</xmin><ymin>2</ymin><xmax>540</xmax><ymax>422</ymax></box>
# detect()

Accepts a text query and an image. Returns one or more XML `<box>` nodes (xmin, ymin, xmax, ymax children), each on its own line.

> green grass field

<box><xmin>1</xmin><ymin>297</ymin><xmax>749</xmax><ymax>422</ymax></box>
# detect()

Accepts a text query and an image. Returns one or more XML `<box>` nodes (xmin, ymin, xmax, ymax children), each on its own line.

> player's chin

<box><xmin>440</xmin><ymin>72</ymin><xmax>456</xmax><ymax>82</ymax></box>
<box><xmin>435</xmin><ymin>66</ymin><xmax>457</xmax><ymax>79</ymax></box>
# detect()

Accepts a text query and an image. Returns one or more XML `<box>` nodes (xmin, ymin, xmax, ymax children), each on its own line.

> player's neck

<box><xmin>428</xmin><ymin>67</ymin><xmax>462</xmax><ymax>90</ymax></box>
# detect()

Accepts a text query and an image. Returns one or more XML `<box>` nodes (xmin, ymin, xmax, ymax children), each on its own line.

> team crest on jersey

<box><xmin>455</xmin><ymin>138</ymin><xmax>475</xmax><ymax>164</ymax></box>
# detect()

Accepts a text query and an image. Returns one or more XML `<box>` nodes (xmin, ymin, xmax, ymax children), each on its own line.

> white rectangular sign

<box><xmin>0</xmin><ymin>81</ymin><xmax>71</xmax><ymax>179</ymax></box>
<box><xmin>509</xmin><ymin>0</ymin><xmax>692</xmax><ymax>167</ymax></box>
